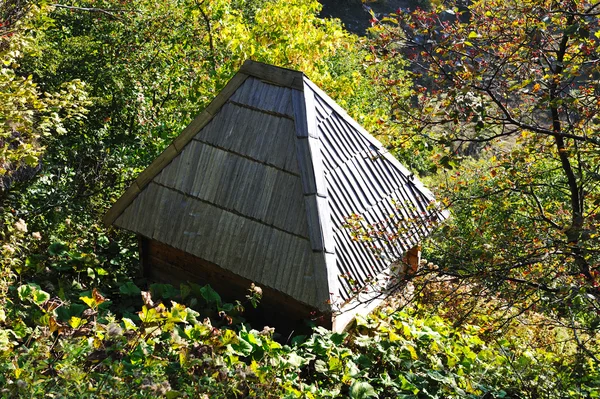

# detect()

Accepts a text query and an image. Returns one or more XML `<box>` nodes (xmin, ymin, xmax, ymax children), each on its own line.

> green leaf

<box><xmin>17</xmin><ymin>284</ymin><xmax>33</xmax><ymax>301</ymax></box>
<box><xmin>122</xmin><ymin>318</ymin><xmax>138</xmax><ymax>331</ymax></box>
<box><xmin>286</xmin><ymin>352</ymin><xmax>306</xmax><ymax>368</ymax></box>
<box><xmin>221</xmin><ymin>329</ymin><xmax>238</xmax><ymax>346</ymax></box>
<box><xmin>120</xmin><ymin>282</ymin><xmax>142</xmax><ymax>296</ymax></box>
<box><xmin>404</xmin><ymin>344</ymin><xmax>418</xmax><ymax>360</ymax></box>
<box><xmin>350</xmin><ymin>381</ymin><xmax>378</xmax><ymax>399</ymax></box>
<box><xmin>0</xmin><ymin>329</ymin><xmax>16</xmax><ymax>351</ymax></box>
<box><xmin>399</xmin><ymin>375</ymin><xmax>419</xmax><ymax>394</ymax></box>
<box><xmin>23</xmin><ymin>154</ymin><xmax>38</xmax><ymax>166</ymax></box>
<box><xmin>48</xmin><ymin>242</ymin><xmax>68</xmax><ymax>256</ymax></box>
<box><xmin>314</xmin><ymin>359</ymin><xmax>328</xmax><ymax>373</ymax></box>
<box><xmin>329</xmin><ymin>356</ymin><xmax>343</xmax><ymax>372</ymax></box>
<box><xmin>69</xmin><ymin>316</ymin><xmax>86</xmax><ymax>328</ymax></box>
<box><xmin>180</xmin><ymin>283</ymin><xmax>191</xmax><ymax>299</ymax></box>
<box><xmin>200</xmin><ymin>285</ymin><xmax>221</xmax><ymax>305</ymax></box>
<box><xmin>379</xmin><ymin>372</ymin><xmax>397</xmax><ymax>388</ymax></box>
<box><xmin>33</xmin><ymin>289</ymin><xmax>50</xmax><ymax>305</ymax></box>
<box><xmin>231</xmin><ymin>337</ymin><xmax>253</xmax><ymax>356</ymax></box>
<box><xmin>150</xmin><ymin>283</ymin><xmax>179</xmax><ymax>299</ymax></box>
<box><xmin>13</xmin><ymin>320</ymin><xmax>30</xmax><ymax>339</ymax></box>
<box><xmin>330</xmin><ymin>332</ymin><xmax>346</xmax><ymax>345</ymax></box>
<box><xmin>18</xmin><ymin>284</ymin><xmax>50</xmax><ymax>306</ymax></box>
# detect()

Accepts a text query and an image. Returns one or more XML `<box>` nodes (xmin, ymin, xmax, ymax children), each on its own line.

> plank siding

<box><xmin>144</xmin><ymin>238</ymin><xmax>332</xmax><ymax>332</ymax></box>
<box><xmin>229</xmin><ymin>77</ymin><xmax>294</xmax><ymax>117</ymax></box>
<box><xmin>116</xmin><ymin>183</ymin><xmax>321</xmax><ymax>308</ymax></box>
<box><xmin>154</xmin><ymin>140</ymin><xmax>308</xmax><ymax>238</ymax></box>
<box><xmin>196</xmin><ymin>102</ymin><xmax>300</xmax><ymax>174</ymax></box>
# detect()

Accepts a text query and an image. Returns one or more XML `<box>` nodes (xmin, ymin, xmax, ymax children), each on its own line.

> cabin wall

<box><xmin>333</xmin><ymin>245</ymin><xmax>422</xmax><ymax>332</ymax></box>
<box><xmin>405</xmin><ymin>245</ymin><xmax>421</xmax><ymax>275</ymax></box>
<box><xmin>139</xmin><ymin>236</ymin><xmax>332</xmax><ymax>333</ymax></box>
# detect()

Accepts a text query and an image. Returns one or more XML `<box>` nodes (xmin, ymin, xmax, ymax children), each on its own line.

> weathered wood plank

<box><xmin>304</xmin><ymin>195</ymin><xmax>323</xmax><ymax>252</ymax></box>
<box><xmin>136</xmin><ymin>144</ymin><xmax>178</xmax><ymax>189</ymax></box>
<box><xmin>291</xmin><ymin>89</ymin><xmax>309</xmax><ymax>138</ymax></box>
<box><xmin>240</xmin><ymin>60</ymin><xmax>304</xmax><ymax>90</ymax></box>
<box><xmin>146</xmin><ymin>239</ymin><xmax>332</xmax><ymax>333</ymax></box>
<box><xmin>305</xmin><ymin>76</ymin><xmax>385</xmax><ymax>150</ymax></box>
<box><xmin>295</xmin><ymin>137</ymin><xmax>316</xmax><ymax>195</ymax></box>
<box><xmin>156</xmin><ymin>140</ymin><xmax>309</xmax><ymax>237</ymax></box>
<box><xmin>307</xmin><ymin>136</ymin><xmax>327</xmax><ymax>197</ymax></box>
<box><xmin>194</xmin><ymin>103</ymin><xmax>299</xmax><ymax>174</ymax></box>
<box><xmin>310</xmin><ymin>252</ymin><xmax>334</xmax><ymax>312</ymax></box>
<box><xmin>172</xmin><ymin>112</ymin><xmax>214</xmax><ymax>152</ymax></box>
<box><xmin>204</xmin><ymin>72</ymin><xmax>250</xmax><ymax>116</ymax></box>
<box><xmin>105</xmin><ymin>182</ymin><xmax>141</xmax><ymax>226</ymax></box>
<box><xmin>315</xmin><ymin>195</ymin><xmax>335</xmax><ymax>254</ymax></box>
<box><xmin>230</xmin><ymin>77</ymin><xmax>294</xmax><ymax>117</ymax></box>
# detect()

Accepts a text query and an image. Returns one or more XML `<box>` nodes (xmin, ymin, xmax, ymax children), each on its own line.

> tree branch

<box><xmin>50</xmin><ymin>4</ymin><xmax>127</xmax><ymax>19</ymax></box>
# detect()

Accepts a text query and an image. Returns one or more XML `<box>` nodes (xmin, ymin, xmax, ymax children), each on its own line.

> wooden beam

<box><xmin>240</xmin><ymin>60</ymin><xmax>304</xmax><ymax>91</ymax></box>
<box><xmin>135</xmin><ymin>144</ymin><xmax>178</xmax><ymax>188</ymax></box>
<box><xmin>103</xmin><ymin>182</ymin><xmax>141</xmax><ymax>226</ymax></box>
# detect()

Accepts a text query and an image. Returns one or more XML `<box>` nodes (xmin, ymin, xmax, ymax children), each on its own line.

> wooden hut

<box><xmin>104</xmin><ymin>61</ymin><xmax>446</xmax><ymax>332</ymax></box>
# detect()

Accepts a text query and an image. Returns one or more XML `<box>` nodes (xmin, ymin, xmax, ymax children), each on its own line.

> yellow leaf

<box><xmin>468</xmin><ymin>31</ymin><xmax>478</xmax><ymax>39</ymax></box>
<box><xmin>388</xmin><ymin>331</ymin><xmax>401</xmax><ymax>342</ymax></box>
<box><xmin>80</xmin><ymin>296</ymin><xmax>96</xmax><ymax>308</ymax></box>
<box><xmin>220</xmin><ymin>329</ymin><xmax>238</xmax><ymax>346</ymax></box>
<box><xmin>69</xmin><ymin>316</ymin><xmax>86</xmax><ymax>329</ymax></box>
<box><xmin>406</xmin><ymin>344</ymin><xmax>418</xmax><ymax>360</ymax></box>
<box><xmin>402</xmin><ymin>323</ymin><xmax>412</xmax><ymax>338</ymax></box>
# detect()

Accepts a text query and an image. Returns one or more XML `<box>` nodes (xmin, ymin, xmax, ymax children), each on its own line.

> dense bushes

<box><xmin>2</xmin><ymin>279</ymin><xmax>597</xmax><ymax>398</ymax></box>
<box><xmin>2</xmin><ymin>0</ymin><xmax>599</xmax><ymax>397</ymax></box>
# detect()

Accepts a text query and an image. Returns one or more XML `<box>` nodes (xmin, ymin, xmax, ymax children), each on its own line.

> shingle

<box><xmin>107</xmin><ymin>61</ymin><xmax>446</xmax><ymax>313</ymax></box>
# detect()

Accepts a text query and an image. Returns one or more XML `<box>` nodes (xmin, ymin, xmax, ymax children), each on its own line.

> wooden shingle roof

<box><xmin>104</xmin><ymin>60</ymin><xmax>446</xmax><ymax>312</ymax></box>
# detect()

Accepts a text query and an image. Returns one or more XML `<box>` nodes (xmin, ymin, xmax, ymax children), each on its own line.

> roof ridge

<box><xmin>239</xmin><ymin>60</ymin><xmax>305</xmax><ymax>90</ymax></box>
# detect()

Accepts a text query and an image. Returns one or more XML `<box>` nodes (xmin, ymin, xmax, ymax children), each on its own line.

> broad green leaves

<box><xmin>17</xmin><ymin>283</ymin><xmax>50</xmax><ymax>306</ymax></box>
<box><xmin>1</xmin><ymin>279</ymin><xmax>599</xmax><ymax>397</ymax></box>
<box><xmin>0</xmin><ymin>4</ymin><xmax>89</xmax><ymax>180</ymax></box>
<box><xmin>350</xmin><ymin>381</ymin><xmax>378</xmax><ymax>399</ymax></box>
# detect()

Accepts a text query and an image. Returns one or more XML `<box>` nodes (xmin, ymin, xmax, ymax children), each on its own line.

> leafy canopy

<box><xmin>368</xmin><ymin>0</ymin><xmax>600</xmax><ymax>361</ymax></box>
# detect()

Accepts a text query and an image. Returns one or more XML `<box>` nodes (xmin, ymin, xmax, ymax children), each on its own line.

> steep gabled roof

<box><xmin>104</xmin><ymin>60</ymin><xmax>445</xmax><ymax>312</ymax></box>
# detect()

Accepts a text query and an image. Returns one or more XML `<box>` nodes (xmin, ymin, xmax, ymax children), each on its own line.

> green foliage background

<box><xmin>0</xmin><ymin>0</ymin><xmax>598</xmax><ymax>397</ymax></box>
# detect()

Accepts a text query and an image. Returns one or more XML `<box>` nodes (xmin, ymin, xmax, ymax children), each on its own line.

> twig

<box><xmin>50</xmin><ymin>4</ymin><xmax>126</xmax><ymax>19</ymax></box>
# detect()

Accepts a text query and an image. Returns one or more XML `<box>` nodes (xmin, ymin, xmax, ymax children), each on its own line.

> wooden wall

<box><xmin>139</xmin><ymin>236</ymin><xmax>332</xmax><ymax>335</ymax></box>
